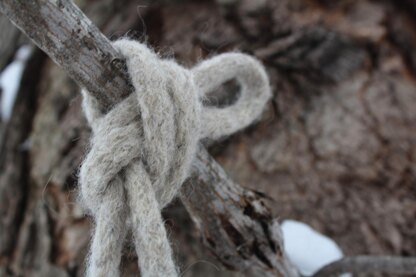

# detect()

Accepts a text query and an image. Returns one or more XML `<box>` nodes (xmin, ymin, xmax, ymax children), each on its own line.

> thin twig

<box><xmin>313</xmin><ymin>256</ymin><xmax>416</xmax><ymax>277</ymax></box>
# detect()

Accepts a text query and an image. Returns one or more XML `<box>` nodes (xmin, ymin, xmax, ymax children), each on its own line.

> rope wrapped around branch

<box><xmin>79</xmin><ymin>39</ymin><xmax>271</xmax><ymax>277</ymax></box>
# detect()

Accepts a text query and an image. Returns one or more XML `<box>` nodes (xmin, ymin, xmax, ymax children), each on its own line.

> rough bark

<box><xmin>182</xmin><ymin>148</ymin><xmax>297</xmax><ymax>277</ymax></box>
<box><xmin>1</xmin><ymin>0</ymin><xmax>416</xmax><ymax>276</ymax></box>
<box><xmin>0</xmin><ymin>0</ymin><xmax>130</xmax><ymax>112</ymax></box>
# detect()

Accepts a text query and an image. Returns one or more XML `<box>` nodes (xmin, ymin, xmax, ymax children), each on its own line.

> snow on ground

<box><xmin>281</xmin><ymin>219</ymin><xmax>347</xmax><ymax>276</ymax></box>
<box><xmin>0</xmin><ymin>45</ymin><xmax>33</xmax><ymax>121</ymax></box>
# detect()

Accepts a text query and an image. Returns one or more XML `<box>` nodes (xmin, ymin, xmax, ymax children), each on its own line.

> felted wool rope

<box><xmin>79</xmin><ymin>39</ymin><xmax>271</xmax><ymax>277</ymax></box>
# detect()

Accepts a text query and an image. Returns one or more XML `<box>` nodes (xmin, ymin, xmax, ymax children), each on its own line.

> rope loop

<box><xmin>79</xmin><ymin>39</ymin><xmax>271</xmax><ymax>277</ymax></box>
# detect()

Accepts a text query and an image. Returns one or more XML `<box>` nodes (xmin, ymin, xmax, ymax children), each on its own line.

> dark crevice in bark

<box><xmin>251</xmin><ymin>239</ymin><xmax>273</xmax><ymax>268</ymax></box>
<box><xmin>219</xmin><ymin>214</ymin><xmax>246</xmax><ymax>248</ymax></box>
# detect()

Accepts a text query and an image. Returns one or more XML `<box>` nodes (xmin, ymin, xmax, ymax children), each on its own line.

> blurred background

<box><xmin>0</xmin><ymin>0</ymin><xmax>415</xmax><ymax>276</ymax></box>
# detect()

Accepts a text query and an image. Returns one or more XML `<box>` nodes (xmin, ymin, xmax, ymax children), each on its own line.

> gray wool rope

<box><xmin>79</xmin><ymin>39</ymin><xmax>271</xmax><ymax>277</ymax></box>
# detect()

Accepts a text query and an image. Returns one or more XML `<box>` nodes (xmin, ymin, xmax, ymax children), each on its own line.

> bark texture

<box><xmin>1</xmin><ymin>0</ymin><xmax>416</xmax><ymax>276</ymax></box>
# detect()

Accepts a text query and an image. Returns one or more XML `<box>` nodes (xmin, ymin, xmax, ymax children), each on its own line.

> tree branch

<box><xmin>313</xmin><ymin>256</ymin><xmax>416</xmax><ymax>277</ymax></box>
<box><xmin>0</xmin><ymin>0</ymin><xmax>129</xmax><ymax>112</ymax></box>
<box><xmin>0</xmin><ymin>0</ymin><xmax>297</xmax><ymax>276</ymax></box>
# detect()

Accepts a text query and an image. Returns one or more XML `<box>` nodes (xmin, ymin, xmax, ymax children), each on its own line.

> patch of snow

<box><xmin>0</xmin><ymin>45</ymin><xmax>33</xmax><ymax>121</ymax></box>
<box><xmin>281</xmin><ymin>219</ymin><xmax>347</xmax><ymax>276</ymax></box>
<box><xmin>15</xmin><ymin>45</ymin><xmax>32</xmax><ymax>60</ymax></box>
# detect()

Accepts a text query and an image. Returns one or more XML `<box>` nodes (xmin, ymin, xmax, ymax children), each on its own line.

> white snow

<box><xmin>281</xmin><ymin>219</ymin><xmax>347</xmax><ymax>276</ymax></box>
<box><xmin>0</xmin><ymin>45</ymin><xmax>33</xmax><ymax>121</ymax></box>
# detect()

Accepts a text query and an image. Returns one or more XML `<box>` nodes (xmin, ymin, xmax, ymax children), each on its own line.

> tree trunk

<box><xmin>1</xmin><ymin>0</ymin><xmax>416</xmax><ymax>276</ymax></box>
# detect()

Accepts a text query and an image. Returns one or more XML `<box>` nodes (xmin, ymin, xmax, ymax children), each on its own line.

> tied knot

<box><xmin>79</xmin><ymin>39</ymin><xmax>271</xmax><ymax>277</ymax></box>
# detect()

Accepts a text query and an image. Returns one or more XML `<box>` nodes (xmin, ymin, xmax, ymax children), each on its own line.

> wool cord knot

<box><xmin>79</xmin><ymin>39</ymin><xmax>271</xmax><ymax>277</ymax></box>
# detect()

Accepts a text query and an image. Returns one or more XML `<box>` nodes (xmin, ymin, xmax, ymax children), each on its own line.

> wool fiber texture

<box><xmin>79</xmin><ymin>39</ymin><xmax>271</xmax><ymax>277</ymax></box>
